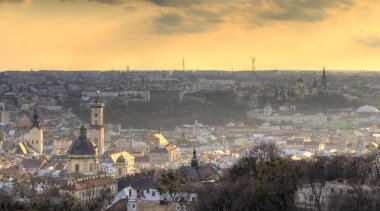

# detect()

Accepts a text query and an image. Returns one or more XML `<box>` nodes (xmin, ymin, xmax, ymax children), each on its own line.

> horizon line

<box><xmin>0</xmin><ymin>69</ymin><xmax>377</xmax><ymax>72</ymax></box>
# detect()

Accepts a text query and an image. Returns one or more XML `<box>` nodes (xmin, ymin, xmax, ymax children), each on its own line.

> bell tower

<box><xmin>90</xmin><ymin>91</ymin><xmax>105</xmax><ymax>155</ymax></box>
<box><xmin>27</xmin><ymin>108</ymin><xmax>44</xmax><ymax>155</ymax></box>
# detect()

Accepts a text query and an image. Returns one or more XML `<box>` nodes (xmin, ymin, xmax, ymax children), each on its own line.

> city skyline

<box><xmin>1</xmin><ymin>0</ymin><xmax>380</xmax><ymax>71</ymax></box>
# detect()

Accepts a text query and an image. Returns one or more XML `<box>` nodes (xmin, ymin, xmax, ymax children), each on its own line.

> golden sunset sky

<box><xmin>1</xmin><ymin>0</ymin><xmax>380</xmax><ymax>71</ymax></box>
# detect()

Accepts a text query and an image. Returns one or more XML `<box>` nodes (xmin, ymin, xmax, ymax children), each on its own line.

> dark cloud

<box><xmin>156</xmin><ymin>13</ymin><xmax>183</xmax><ymax>26</ymax></box>
<box><xmin>254</xmin><ymin>0</ymin><xmax>355</xmax><ymax>22</ymax></box>
<box><xmin>0</xmin><ymin>0</ymin><xmax>26</xmax><ymax>3</ymax></box>
<box><xmin>57</xmin><ymin>0</ymin><xmax>361</xmax><ymax>34</ymax></box>
<box><xmin>143</xmin><ymin>0</ymin><xmax>202</xmax><ymax>7</ymax></box>
<box><xmin>153</xmin><ymin>8</ymin><xmax>224</xmax><ymax>34</ymax></box>
<box><xmin>60</xmin><ymin>0</ymin><xmax>126</xmax><ymax>5</ymax></box>
<box><xmin>148</xmin><ymin>0</ymin><xmax>359</xmax><ymax>34</ymax></box>
<box><xmin>88</xmin><ymin>0</ymin><xmax>125</xmax><ymax>5</ymax></box>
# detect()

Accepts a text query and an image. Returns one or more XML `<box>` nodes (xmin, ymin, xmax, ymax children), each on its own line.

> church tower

<box><xmin>90</xmin><ymin>92</ymin><xmax>105</xmax><ymax>155</ymax></box>
<box><xmin>320</xmin><ymin>66</ymin><xmax>327</xmax><ymax>92</ymax></box>
<box><xmin>27</xmin><ymin>108</ymin><xmax>44</xmax><ymax>155</ymax></box>
<box><xmin>191</xmin><ymin>148</ymin><xmax>199</xmax><ymax>168</ymax></box>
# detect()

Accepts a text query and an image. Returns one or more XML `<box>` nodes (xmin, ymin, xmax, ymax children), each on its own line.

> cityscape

<box><xmin>2</xmin><ymin>0</ymin><xmax>380</xmax><ymax>211</ymax></box>
<box><xmin>1</xmin><ymin>70</ymin><xmax>380</xmax><ymax>210</ymax></box>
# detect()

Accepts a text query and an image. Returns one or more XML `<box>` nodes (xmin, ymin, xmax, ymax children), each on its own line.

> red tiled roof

<box><xmin>61</xmin><ymin>176</ymin><xmax>117</xmax><ymax>190</ymax></box>
<box><xmin>17</xmin><ymin>122</ymin><xmax>32</xmax><ymax>128</ymax></box>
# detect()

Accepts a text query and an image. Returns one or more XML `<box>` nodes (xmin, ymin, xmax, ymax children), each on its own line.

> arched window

<box><xmin>75</xmin><ymin>164</ymin><xmax>80</xmax><ymax>172</ymax></box>
<box><xmin>119</xmin><ymin>168</ymin><xmax>122</xmax><ymax>175</ymax></box>
<box><xmin>90</xmin><ymin>164</ymin><xmax>93</xmax><ymax>171</ymax></box>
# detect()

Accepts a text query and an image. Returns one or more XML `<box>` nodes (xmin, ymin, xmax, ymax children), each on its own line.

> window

<box><xmin>75</xmin><ymin>164</ymin><xmax>80</xmax><ymax>172</ymax></box>
<box><xmin>129</xmin><ymin>189</ymin><xmax>132</xmax><ymax>197</ymax></box>
<box><xmin>331</xmin><ymin>188</ymin><xmax>334</xmax><ymax>193</ymax></box>
<box><xmin>94</xmin><ymin>113</ymin><xmax>98</xmax><ymax>117</ymax></box>
<box><xmin>90</xmin><ymin>164</ymin><xmax>93</xmax><ymax>171</ymax></box>
<box><xmin>133</xmin><ymin>204</ymin><xmax>135</xmax><ymax>208</ymax></box>
<box><xmin>36</xmin><ymin>140</ymin><xmax>38</xmax><ymax>144</ymax></box>
<box><xmin>119</xmin><ymin>168</ymin><xmax>122</xmax><ymax>175</ymax></box>
<box><xmin>152</xmin><ymin>191</ymin><xmax>155</xmax><ymax>197</ymax></box>
<box><xmin>95</xmin><ymin>120</ymin><xmax>98</xmax><ymax>126</ymax></box>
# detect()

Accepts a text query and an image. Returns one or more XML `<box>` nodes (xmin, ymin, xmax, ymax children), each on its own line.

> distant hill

<box><xmin>72</xmin><ymin>90</ymin><xmax>251</xmax><ymax>130</ymax></box>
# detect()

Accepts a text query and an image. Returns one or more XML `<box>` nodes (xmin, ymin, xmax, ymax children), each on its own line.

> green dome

<box><xmin>116</xmin><ymin>155</ymin><xmax>126</xmax><ymax>163</ymax></box>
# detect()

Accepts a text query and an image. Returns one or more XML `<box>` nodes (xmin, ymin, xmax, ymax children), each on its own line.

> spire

<box><xmin>79</xmin><ymin>125</ymin><xmax>87</xmax><ymax>139</ymax></box>
<box><xmin>191</xmin><ymin>142</ymin><xmax>199</xmax><ymax>168</ymax></box>
<box><xmin>95</xmin><ymin>90</ymin><xmax>100</xmax><ymax>103</ymax></box>
<box><xmin>322</xmin><ymin>66</ymin><xmax>326</xmax><ymax>79</ymax></box>
<box><xmin>32</xmin><ymin>107</ymin><xmax>40</xmax><ymax>128</ymax></box>
<box><xmin>321</xmin><ymin>66</ymin><xmax>327</xmax><ymax>91</ymax></box>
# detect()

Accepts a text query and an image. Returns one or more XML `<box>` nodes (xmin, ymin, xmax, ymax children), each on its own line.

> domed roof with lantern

<box><xmin>68</xmin><ymin>125</ymin><xmax>98</xmax><ymax>156</ymax></box>
<box><xmin>116</xmin><ymin>155</ymin><xmax>126</xmax><ymax>163</ymax></box>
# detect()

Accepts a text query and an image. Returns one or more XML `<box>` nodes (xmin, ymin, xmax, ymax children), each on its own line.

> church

<box><xmin>60</xmin><ymin>95</ymin><xmax>118</xmax><ymax>201</ymax></box>
<box><xmin>14</xmin><ymin>108</ymin><xmax>44</xmax><ymax>156</ymax></box>
<box><xmin>66</xmin><ymin>125</ymin><xmax>100</xmax><ymax>176</ymax></box>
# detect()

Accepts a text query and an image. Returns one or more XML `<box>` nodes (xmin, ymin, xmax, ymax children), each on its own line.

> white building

<box><xmin>247</xmin><ymin>103</ymin><xmax>327</xmax><ymax>126</ymax></box>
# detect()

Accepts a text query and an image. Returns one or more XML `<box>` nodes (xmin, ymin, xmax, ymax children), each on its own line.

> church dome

<box><xmin>68</xmin><ymin>126</ymin><xmax>97</xmax><ymax>156</ymax></box>
<box><xmin>357</xmin><ymin>105</ymin><xmax>379</xmax><ymax>113</ymax></box>
<box><xmin>116</xmin><ymin>155</ymin><xmax>126</xmax><ymax>163</ymax></box>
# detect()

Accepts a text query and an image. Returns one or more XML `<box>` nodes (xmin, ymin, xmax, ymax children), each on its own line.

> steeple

<box><xmin>191</xmin><ymin>144</ymin><xmax>199</xmax><ymax>168</ymax></box>
<box><xmin>320</xmin><ymin>66</ymin><xmax>327</xmax><ymax>91</ymax></box>
<box><xmin>32</xmin><ymin>107</ymin><xmax>40</xmax><ymax>128</ymax></box>
<box><xmin>322</xmin><ymin>66</ymin><xmax>326</xmax><ymax>80</ymax></box>
<box><xmin>95</xmin><ymin>90</ymin><xmax>100</xmax><ymax>104</ymax></box>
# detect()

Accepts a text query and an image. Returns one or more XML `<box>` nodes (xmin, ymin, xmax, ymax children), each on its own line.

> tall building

<box><xmin>14</xmin><ymin>108</ymin><xmax>44</xmax><ymax>155</ymax></box>
<box><xmin>27</xmin><ymin>108</ymin><xmax>44</xmax><ymax>155</ymax></box>
<box><xmin>90</xmin><ymin>94</ymin><xmax>105</xmax><ymax>155</ymax></box>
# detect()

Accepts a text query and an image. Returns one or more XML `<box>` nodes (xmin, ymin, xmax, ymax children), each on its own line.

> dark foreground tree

<box><xmin>195</xmin><ymin>143</ymin><xmax>300</xmax><ymax>211</ymax></box>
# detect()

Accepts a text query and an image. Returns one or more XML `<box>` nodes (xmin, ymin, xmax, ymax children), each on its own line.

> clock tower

<box><xmin>90</xmin><ymin>92</ymin><xmax>105</xmax><ymax>155</ymax></box>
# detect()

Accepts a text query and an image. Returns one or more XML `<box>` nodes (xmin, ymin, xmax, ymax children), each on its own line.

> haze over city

<box><xmin>1</xmin><ymin>0</ymin><xmax>380</xmax><ymax>70</ymax></box>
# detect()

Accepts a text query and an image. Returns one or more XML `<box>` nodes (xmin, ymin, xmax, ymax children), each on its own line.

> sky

<box><xmin>1</xmin><ymin>0</ymin><xmax>380</xmax><ymax>71</ymax></box>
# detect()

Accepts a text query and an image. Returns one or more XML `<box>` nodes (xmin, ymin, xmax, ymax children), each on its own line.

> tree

<box><xmin>300</xmin><ymin>158</ymin><xmax>326</xmax><ymax>211</ymax></box>
<box><xmin>197</xmin><ymin>143</ymin><xmax>300</xmax><ymax>211</ymax></box>
<box><xmin>157</xmin><ymin>171</ymin><xmax>187</xmax><ymax>202</ymax></box>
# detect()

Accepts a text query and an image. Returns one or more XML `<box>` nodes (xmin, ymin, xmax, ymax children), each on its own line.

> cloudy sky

<box><xmin>1</xmin><ymin>0</ymin><xmax>380</xmax><ymax>71</ymax></box>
